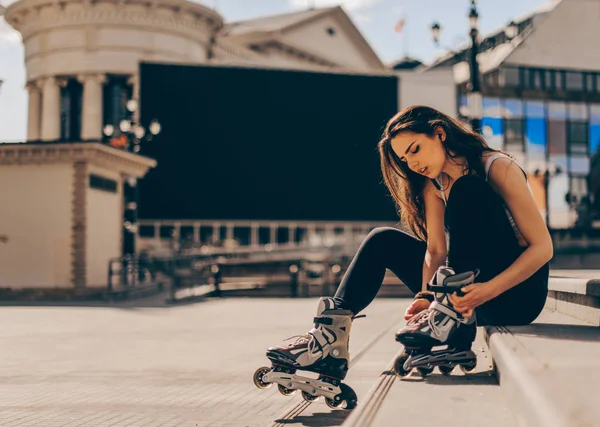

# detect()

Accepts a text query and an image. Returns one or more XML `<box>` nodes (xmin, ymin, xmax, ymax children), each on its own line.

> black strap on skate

<box><xmin>314</xmin><ymin>316</ymin><xmax>333</xmax><ymax>325</ymax></box>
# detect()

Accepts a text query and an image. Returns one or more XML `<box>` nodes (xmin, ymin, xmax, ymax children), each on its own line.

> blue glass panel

<box><xmin>483</xmin><ymin>97</ymin><xmax>502</xmax><ymax>118</ymax></box>
<box><xmin>526</xmin><ymin>118</ymin><xmax>546</xmax><ymax>173</ymax></box>
<box><xmin>504</xmin><ymin>99</ymin><xmax>523</xmax><ymax>118</ymax></box>
<box><xmin>525</xmin><ymin>101</ymin><xmax>545</xmax><ymax>118</ymax></box>
<box><xmin>590</xmin><ymin>123</ymin><xmax>600</xmax><ymax>155</ymax></box>
<box><xmin>481</xmin><ymin>117</ymin><xmax>503</xmax><ymax>150</ymax></box>
<box><xmin>590</xmin><ymin>104</ymin><xmax>600</xmax><ymax>124</ymax></box>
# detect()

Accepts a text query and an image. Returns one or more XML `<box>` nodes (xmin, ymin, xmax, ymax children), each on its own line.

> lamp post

<box><xmin>431</xmin><ymin>2</ymin><xmax>519</xmax><ymax>133</ymax></box>
<box><xmin>103</xmin><ymin>99</ymin><xmax>161</xmax><ymax>258</ymax></box>
<box><xmin>103</xmin><ymin>99</ymin><xmax>161</xmax><ymax>154</ymax></box>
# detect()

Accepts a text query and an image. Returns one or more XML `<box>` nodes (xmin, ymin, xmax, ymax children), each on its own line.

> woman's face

<box><xmin>390</xmin><ymin>130</ymin><xmax>447</xmax><ymax>178</ymax></box>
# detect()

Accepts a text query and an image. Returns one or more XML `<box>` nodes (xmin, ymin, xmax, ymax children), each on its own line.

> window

<box><xmin>60</xmin><ymin>78</ymin><xmax>82</xmax><ymax>141</ymax></box>
<box><xmin>556</xmin><ymin>71</ymin><xmax>564</xmax><ymax>91</ymax></box>
<box><xmin>326</xmin><ymin>28</ymin><xmax>336</xmax><ymax>36</ymax></box>
<box><xmin>103</xmin><ymin>76</ymin><xmax>133</xmax><ymax>134</ymax></box>
<box><xmin>546</xmin><ymin>70</ymin><xmax>555</xmax><ymax>91</ymax></box>
<box><xmin>502</xmin><ymin>68</ymin><xmax>520</xmax><ymax>87</ymax></box>
<box><xmin>533</xmin><ymin>69</ymin><xmax>544</xmax><ymax>89</ymax></box>
<box><xmin>505</xmin><ymin>118</ymin><xmax>525</xmax><ymax>151</ymax></box>
<box><xmin>565</xmin><ymin>71</ymin><xmax>584</xmax><ymax>91</ymax></box>
<box><xmin>568</xmin><ymin>122</ymin><xmax>588</xmax><ymax>154</ymax></box>
<box><xmin>548</xmin><ymin>121</ymin><xmax>567</xmax><ymax>154</ymax></box>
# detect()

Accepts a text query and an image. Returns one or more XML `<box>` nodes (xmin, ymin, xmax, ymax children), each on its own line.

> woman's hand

<box><xmin>404</xmin><ymin>298</ymin><xmax>431</xmax><ymax>320</ymax></box>
<box><xmin>449</xmin><ymin>282</ymin><xmax>500</xmax><ymax>318</ymax></box>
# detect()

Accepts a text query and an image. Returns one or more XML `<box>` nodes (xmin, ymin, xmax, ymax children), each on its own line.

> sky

<box><xmin>0</xmin><ymin>0</ymin><xmax>552</xmax><ymax>141</ymax></box>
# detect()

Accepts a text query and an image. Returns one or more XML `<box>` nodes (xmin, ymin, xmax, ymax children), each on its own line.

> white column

<box><xmin>250</xmin><ymin>224</ymin><xmax>259</xmax><ymax>247</ymax></box>
<box><xmin>78</xmin><ymin>74</ymin><xmax>106</xmax><ymax>140</ymax></box>
<box><xmin>26</xmin><ymin>81</ymin><xmax>41</xmax><ymax>141</ymax></box>
<box><xmin>270</xmin><ymin>224</ymin><xmax>277</xmax><ymax>246</ymax></box>
<box><xmin>226</xmin><ymin>222</ymin><xmax>234</xmax><ymax>242</ymax></box>
<box><xmin>193</xmin><ymin>222</ymin><xmax>200</xmax><ymax>244</ymax></box>
<box><xmin>40</xmin><ymin>76</ymin><xmax>61</xmax><ymax>141</ymax></box>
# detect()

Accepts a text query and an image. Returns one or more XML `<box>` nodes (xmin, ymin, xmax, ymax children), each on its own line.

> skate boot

<box><xmin>394</xmin><ymin>266</ymin><xmax>479</xmax><ymax>377</ymax></box>
<box><xmin>252</xmin><ymin>297</ymin><xmax>359</xmax><ymax>409</ymax></box>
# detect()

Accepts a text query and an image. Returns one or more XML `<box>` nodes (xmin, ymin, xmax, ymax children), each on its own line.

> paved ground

<box><xmin>0</xmin><ymin>297</ymin><xmax>406</xmax><ymax>427</ymax></box>
<box><xmin>0</xmin><ymin>296</ymin><xmax>518</xmax><ymax>427</ymax></box>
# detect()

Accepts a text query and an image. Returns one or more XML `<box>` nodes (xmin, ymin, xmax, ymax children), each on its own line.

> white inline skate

<box><xmin>394</xmin><ymin>266</ymin><xmax>479</xmax><ymax>377</ymax></box>
<box><xmin>253</xmin><ymin>297</ymin><xmax>359</xmax><ymax>409</ymax></box>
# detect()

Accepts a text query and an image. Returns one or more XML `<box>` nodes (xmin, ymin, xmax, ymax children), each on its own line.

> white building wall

<box><xmin>0</xmin><ymin>164</ymin><xmax>73</xmax><ymax>288</ymax></box>
<box><xmin>506</xmin><ymin>0</ymin><xmax>600</xmax><ymax>70</ymax></box>
<box><xmin>397</xmin><ymin>69</ymin><xmax>457</xmax><ymax>117</ymax></box>
<box><xmin>283</xmin><ymin>15</ymin><xmax>373</xmax><ymax>71</ymax></box>
<box><xmin>86</xmin><ymin>165</ymin><xmax>123</xmax><ymax>288</ymax></box>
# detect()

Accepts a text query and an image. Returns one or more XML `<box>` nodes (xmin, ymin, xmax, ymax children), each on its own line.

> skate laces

<box><xmin>407</xmin><ymin>307</ymin><xmax>434</xmax><ymax>326</ymax></box>
<box><xmin>407</xmin><ymin>307</ymin><xmax>444</xmax><ymax>337</ymax></box>
<box><xmin>283</xmin><ymin>333</ymin><xmax>312</xmax><ymax>346</ymax></box>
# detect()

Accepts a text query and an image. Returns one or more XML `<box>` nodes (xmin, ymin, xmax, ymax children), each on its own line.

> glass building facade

<box><xmin>458</xmin><ymin>66</ymin><xmax>600</xmax><ymax>229</ymax></box>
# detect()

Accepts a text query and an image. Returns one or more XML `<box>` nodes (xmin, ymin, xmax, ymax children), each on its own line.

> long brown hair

<box><xmin>378</xmin><ymin>105</ymin><xmax>496</xmax><ymax>241</ymax></box>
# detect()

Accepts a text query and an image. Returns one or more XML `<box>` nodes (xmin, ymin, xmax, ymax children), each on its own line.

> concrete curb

<box><xmin>340</xmin><ymin>350</ymin><xmax>400</xmax><ymax>427</ymax></box>
<box><xmin>484</xmin><ymin>326</ymin><xmax>568</xmax><ymax>427</ymax></box>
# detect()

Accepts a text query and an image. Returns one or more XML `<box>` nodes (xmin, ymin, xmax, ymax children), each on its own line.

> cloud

<box><xmin>289</xmin><ymin>0</ymin><xmax>385</xmax><ymax>12</ymax></box>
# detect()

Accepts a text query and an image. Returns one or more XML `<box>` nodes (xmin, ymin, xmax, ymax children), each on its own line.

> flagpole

<box><xmin>403</xmin><ymin>19</ymin><xmax>409</xmax><ymax>57</ymax></box>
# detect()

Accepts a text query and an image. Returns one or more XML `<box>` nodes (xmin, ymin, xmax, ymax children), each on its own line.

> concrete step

<box><xmin>342</xmin><ymin>328</ymin><xmax>516</xmax><ymax>427</ymax></box>
<box><xmin>485</xmin><ymin>309</ymin><xmax>600</xmax><ymax>427</ymax></box>
<box><xmin>546</xmin><ymin>271</ymin><xmax>600</xmax><ymax>325</ymax></box>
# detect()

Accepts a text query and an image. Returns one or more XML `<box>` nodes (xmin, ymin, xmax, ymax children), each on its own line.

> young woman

<box><xmin>255</xmin><ymin>106</ymin><xmax>552</xmax><ymax>407</ymax></box>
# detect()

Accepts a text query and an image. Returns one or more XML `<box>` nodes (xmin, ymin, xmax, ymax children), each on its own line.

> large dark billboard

<box><xmin>138</xmin><ymin>62</ymin><xmax>399</xmax><ymax>222</ymax></box>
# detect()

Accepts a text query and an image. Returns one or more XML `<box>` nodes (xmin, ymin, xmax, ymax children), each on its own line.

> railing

<box><xmin>107</xmin><ymin>241</ymin><xmax>361</xmax><ymax>301</ymax></box>
<box><xmin>135</xmin><ymin>218</ymin><xmax>397</xmax><ymax>256</ymax></box>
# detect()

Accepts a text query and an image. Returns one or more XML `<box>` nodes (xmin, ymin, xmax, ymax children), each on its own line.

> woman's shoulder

<box><xmin>485</xmin><ymin>152</ymin><xmax>527</xmax><ymax>185</ymax></box>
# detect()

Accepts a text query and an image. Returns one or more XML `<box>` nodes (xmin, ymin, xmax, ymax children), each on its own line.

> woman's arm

<box><xmin>452</xmin><ymin>158</ymin><xmax>553</xmax><ymax>313</ymax></box>
<box><xmin>421</xmin><ymin>180</ymin><xmax>448</xmax><ymax>292</ymax></box>
<box><xmin>485</xmin><ymin>158</ymin><xmax>553</xmax><ymax>294</ymax></box>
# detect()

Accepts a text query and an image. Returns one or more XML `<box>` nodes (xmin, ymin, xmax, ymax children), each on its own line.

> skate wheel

<box><xmin>417</xmin><ymin>367</ymin><xmax>433</xmax><ymax>377</ymax></box>
<box><xmin>325</xmin><ymin>397</ymin><xmax>343</xmax><ymax>409</ymax></box>
<box><xmin>460</xmin><ymin>360</ymin><xmax>477</xmax><ymax>374</ymax></box>
<box><xmin>253</xmin><ymin>367</ymin><xmax>272</xmax><ymax>389</ymax></box>
<box><xmin>393</xmin><ymin>353</ymin><xmax>411</xmax><ymax>377</ymax></box>
<box><xmin>339</xmin><ymin>383</ymin><xmax>358</xmax><ymax>410</ymax></box>
<box><xmin>438</xmin><ymin>365</ymin><xmax>454</xmax><ymax>376</ymax></box>
<box><xmin>301</xmin><ymin>391</ymin><xmax>319</xmax><ymax>402</ymax></box>
<box><xmin>277</xmin><ymin>384</ymin><xmax>296</xmax><ymax>396</ymax></box>
<box><xmin>325</xmin><ymin>383</ymin><xmax>357</xmax><ymax>410</ymax></box>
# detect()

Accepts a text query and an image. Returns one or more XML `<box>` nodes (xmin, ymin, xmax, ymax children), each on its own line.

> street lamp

<box><xmin>102</xmin><ymin>98</ymin><xmax>162</xmax><ymax>259</ymax></box>
<box><xmin>102</xmin><ymin>98</ymin><xmax>161</xmax><ymax>153</ymax></box>
<box><xmin>431</xmin><ymin>1</ymin><xmax>482</xmax><ymax>133</ymax></box>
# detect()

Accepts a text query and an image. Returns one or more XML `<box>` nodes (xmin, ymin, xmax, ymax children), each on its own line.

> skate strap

<box><xmin>430</xmin><ymin>301</ymin><xmax>460</xmax><ymax>320</ymax></box>
<box><xmin>308</xmin><ymin>328</ymin><xmax>331</xmax><ymax>348</ymax></box>
<box><xmin>428</xmin><ymin>269</ymin><xmax>479</xmax><ymax>294</ymax></box>
<box><xmin>314</xmin><ymin>316</ymin><xmax>333</xmax><ymax>325</ymax></box>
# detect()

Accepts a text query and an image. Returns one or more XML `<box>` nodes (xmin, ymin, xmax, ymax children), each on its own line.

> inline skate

<box><xmin>253</xmin><ymin>297</ymin><xmax>359</xmax><ymax>409</ymax></box>
<box><xmin>394</xmin><ymin>266</ymin><xmax>479</xmax><ymax>377</ymax></box>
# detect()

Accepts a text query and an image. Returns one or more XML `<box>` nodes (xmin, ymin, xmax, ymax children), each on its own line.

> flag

<box><xmin>394</xmin><ymin>17</ymin><xmax>406</xmax><ymax>34</ymax></box>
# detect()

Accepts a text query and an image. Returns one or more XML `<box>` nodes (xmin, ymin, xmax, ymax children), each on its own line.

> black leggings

<box><xmin>333</xmin><ymin>175</ymin><xmax>549</xmax><ymax>326</ymax></box>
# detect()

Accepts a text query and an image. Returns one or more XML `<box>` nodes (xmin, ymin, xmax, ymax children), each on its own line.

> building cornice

<box><xmin>5</xmin><ymin>0</ymin><xmax>223</xmax><ymax>42</ymax></box>
<box><xmin>0</xmin><ymin>142</ymin><xmax>156</xmax><ymax>178</ymax></box>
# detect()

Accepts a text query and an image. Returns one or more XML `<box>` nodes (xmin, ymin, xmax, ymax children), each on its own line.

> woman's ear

<box><xmin>435</xmin><ymin>126</ymin><xmax>446</xmax><ymax>142</ymax></box>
